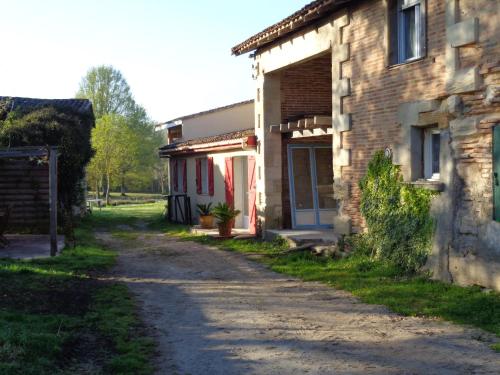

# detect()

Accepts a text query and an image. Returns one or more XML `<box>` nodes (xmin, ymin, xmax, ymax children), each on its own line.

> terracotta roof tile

<box><xmin>231</xmin><ymin>0</ymin><xmax>352</xmax><ymax>56</ymax></box>
<box><xmin>0</xmin><ymin>96</ymin><xmax>94</xmax><ymax>116</ymax></box>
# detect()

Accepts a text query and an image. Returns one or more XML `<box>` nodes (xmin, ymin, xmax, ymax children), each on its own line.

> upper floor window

<box><xmin>389</xmin><ymin>0</ymin><xmax>426</xmax><ymax>65</ymax></box>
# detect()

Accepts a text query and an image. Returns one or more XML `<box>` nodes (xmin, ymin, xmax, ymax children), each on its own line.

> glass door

<box><xmin>288</xmin><ymin>145</ymin><xmax>335</xmax><ymax>228</ymax></box>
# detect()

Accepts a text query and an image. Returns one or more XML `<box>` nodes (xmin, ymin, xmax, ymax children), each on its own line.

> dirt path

<box><xmin>97</xmin><ymin>229</ymin><xmax>500</xmax><ymax>375</ymax></box>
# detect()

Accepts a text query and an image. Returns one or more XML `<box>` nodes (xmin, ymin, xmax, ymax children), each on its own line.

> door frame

<box><xmin>287</xmin><ymin>144</ymin><xmax>334</xmax><ymax>229</ymax></box>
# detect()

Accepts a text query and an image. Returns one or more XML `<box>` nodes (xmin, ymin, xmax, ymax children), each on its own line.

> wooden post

<box><xmin>49</xmin><ymin>147</ymin><xmax>58</xmax><ymax>256</ymax></box>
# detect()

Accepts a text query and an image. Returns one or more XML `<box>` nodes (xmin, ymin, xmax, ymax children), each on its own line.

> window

<box><xmin>196</xmin><ymin>157</ymin><xmax>214</xmax><ymax>195</ymax></box>
<box><xmin>423</xmin><ymin>128</ymin><xmax>440</xmax><ymax>180</ymax></box>
<box><xmin>389</xmin><ymin>0</ymin><xmax>426</xmax><ymax>65</ymax></box>
<box><xmin>200</xmin><ymin>158</ymin><xmax>208</xmax><ymax>194</ymax></box>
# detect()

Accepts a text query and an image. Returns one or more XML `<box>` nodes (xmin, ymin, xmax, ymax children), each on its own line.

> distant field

<box><xmin>86</xmin><ymin>192</ymin><xmax>165</xmax><ymax>207</ymax></box>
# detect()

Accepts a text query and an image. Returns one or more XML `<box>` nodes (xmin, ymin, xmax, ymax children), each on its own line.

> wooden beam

<box><xmin>0</xmin><ymin>147</ymin><xmax>48</xmax><ymax>158</ymax></box>
<box><xmin>304</xmin><ymin>118</ymin><xmax>316</xmax><ymax>129</ymax></box>
<box><xmin>279</xmin><ymin>124</ymin><xmax>288</xmax><ymax>132</ymax></box>
<box><xmin>49</xmin><ymin>148</ymin><xmax>58</xmax><ymax>257</ymax></box>
<box><xmin>288</xmin><ymin>122</ymin><xmax>299</xmax><ymax>130</ymax></box>
<box><xmin>314</xmin><ymin>116</ymin><xmax>332</xmax><ymax>126</ymax></box>
<box><xmin>297</xmin><ymin>119</ymin><xmax>306</xmax><ymax>128</ymax></box>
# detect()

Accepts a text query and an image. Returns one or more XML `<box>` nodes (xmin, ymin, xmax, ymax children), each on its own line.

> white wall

<box><xmin>181</xmin><ymin>102</ymin><xmax>254</xmax><ymax>141</ymax></box>
<box><xmin>173</xmin><ymin>149</ymin><xmax>254</xmax><ymax>228</ymax></box>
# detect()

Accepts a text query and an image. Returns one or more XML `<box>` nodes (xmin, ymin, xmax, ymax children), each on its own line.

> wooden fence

<box><xmin>0</xmin><ymin>159</ymin><xmax>50</xmax><ymax>232</ymax></box>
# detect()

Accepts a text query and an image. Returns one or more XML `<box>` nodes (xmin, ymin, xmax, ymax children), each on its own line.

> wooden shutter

<box><xmin>224</xmin><ymin>157</ymin><xmax>234</xmax><ymax>207</ymax></box>
<box><xmin>173</xmin><ymin>159</ymin><xmax>178</xmax><ymax>192</ymax></box>
<box><xmin>208</xmin><ymin>157</ymin><xmax>214</xmax><ymax>196</ymax></box>
<box><xmin>182</xmin><ymin>159</ymin><xmax>187</xmax><ymax>193</ymax></box>
<box><xmin>196</xmin><ymin>159</ymin><xmax>202</xmax><ymax>194</ymax></box>
<box><xmin>248</xmin><ymin>155</ymin><xmax>257</xmax><ymax>235</ymax></box>
<box><xmin>494</xmin><ymin>126</ymin><xmax>500</xmax><ymax>222</ymax></box>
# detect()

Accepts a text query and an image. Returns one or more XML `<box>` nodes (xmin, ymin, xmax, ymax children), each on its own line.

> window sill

<box><xmin>410</xmin><ymin>179</ymin><xmax>444</xmax><ymax>192</ymax></box>
<box><xmin>387</xmin><ymin>56</ymin><xmax>427</xmax><ymax>70</ymax></box>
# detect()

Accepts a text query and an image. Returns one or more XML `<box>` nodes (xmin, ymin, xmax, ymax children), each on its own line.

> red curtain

<box><xmin>247</xmin><ymin>156</ymin><xmax>257</xmax><ymax>235</ymax></box>
<box><xmin>195</xmin><ymin>159</ymin><xmax>202</xmax><ymax>194</ymax></box>
<box><xmin>208</xmin><ymin>157</ymin><xmax>214</xmax><ymax>196</ymax></box>
<box><xmin>172</xmin><ymin>159</ymin><xmax>178</xmax><ymax>192</ymax></box>
<box><xmin>224</xmin><ymin>157</ymin><xmax>234</xmax><ymax>207</ymax></box>
<box><xmin>182</xmin><ymin>160</ymin><xmax>187</xmax><ymax>193</ymax></box>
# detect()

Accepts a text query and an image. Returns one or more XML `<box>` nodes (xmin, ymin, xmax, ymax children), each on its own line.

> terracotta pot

<box><xmin>199</xmin><ymin>215</ymin><xmax>214</xmax><ymax>229</ymax></box>
<box><xmin>217</xmin><ymin>220</ymin><xmax>234</xmax><ymax>237</ymax></box>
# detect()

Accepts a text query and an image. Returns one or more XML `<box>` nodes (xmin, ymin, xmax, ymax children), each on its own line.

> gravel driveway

<box><xmin>98</xmin><ymin>230</ymin><xmax>500</xmax><ymax>375</ymax></box>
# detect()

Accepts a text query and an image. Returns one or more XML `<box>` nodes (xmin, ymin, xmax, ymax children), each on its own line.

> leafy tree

<box><xmin>76</xmin><ymin>65</ymin><xmax>135</xmax><ymax>118</ymax></box>
<box><xmin>89</xmin><ymin>114</ymin><xmax>129</xmax><ymax>204</ymax></box>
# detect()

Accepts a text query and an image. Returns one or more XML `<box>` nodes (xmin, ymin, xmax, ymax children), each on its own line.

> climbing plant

<box><xmin>0</xmin><ymin>100</ymin><xmax>94</xmax><ymax>236</ymax></box>
<box><xmin>359</xmin><ymin>151</ymin><xmax>436</xmax><ymax>273</ymax></box>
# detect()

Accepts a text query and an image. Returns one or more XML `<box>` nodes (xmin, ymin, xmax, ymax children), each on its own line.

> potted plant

<box><xmin>212</xmin><ymin>202</ymin><xmax>241</xmax><ymax>238</ymax></box>
<box><xmin>197</xmin><ymin>203</ymin><xmax>214</xmax><ymax>229</ymax></box>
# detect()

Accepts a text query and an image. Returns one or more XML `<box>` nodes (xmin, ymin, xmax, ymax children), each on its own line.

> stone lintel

<box><xmin>448</xmin><ymin>18</ymin><xmax>479</xmax><ymax>48</ymax></box>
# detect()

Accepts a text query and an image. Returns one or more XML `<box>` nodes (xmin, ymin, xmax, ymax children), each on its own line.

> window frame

<box><xmin>199</xmin><ymin>158</ymin><xmax>209</xmax><ymax>195</ymax></box>
<box><xmin>388</xmin><ymin>0</ymin><xmax>426</xmax><ymax>66</ymax></box>
<box><xmin>423</xmin><ymin>127</ymin><xmax>440</xmax><ymax>181</ymax></box>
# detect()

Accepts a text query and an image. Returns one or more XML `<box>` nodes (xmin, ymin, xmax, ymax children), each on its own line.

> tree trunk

<box><xmin>120</xmin><ymin>174</ymin><xmax>126</xmax><ymax>196</ymax></box>
<box><xmin>95</xmin><ymin>180</ymin><xmax>99</xmax><ymax>199</ymax></box>
<box><xmin>106</xmin><ymin>173</ymin><xmax>111</xmax><ymax>205</ymax></box>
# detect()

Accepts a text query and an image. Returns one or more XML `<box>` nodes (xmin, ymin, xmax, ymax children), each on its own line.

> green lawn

<box><xmin>0</xmin><ymin>206</ymin><xmax>155</xmax><ymax>374</ymax></box>
<box><xmin>120</xmin><ymin>204</ymin><xmax>500</xmax><ymax>351</ymax></box>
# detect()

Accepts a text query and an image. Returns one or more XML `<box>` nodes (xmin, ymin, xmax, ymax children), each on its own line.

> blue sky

<box><xmin>1</xmin><ymin>0</ymin><xmax>308</xmax><ymax>122</ymax></box>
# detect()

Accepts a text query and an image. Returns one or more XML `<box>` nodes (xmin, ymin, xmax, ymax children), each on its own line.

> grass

<box><xmin>0</xmin><ymin>206</ymin><xmax>155</xmax><ymax>374</ymax></box>
<box><xmin>119</xmin><ymin>203</ymin><xmax>500</xmax><ymax>350</ymax></box>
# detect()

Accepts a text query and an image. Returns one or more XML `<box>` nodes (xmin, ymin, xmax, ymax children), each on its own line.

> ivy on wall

<box><xmin>359</xmin><ymin>151</ymin><xmax>436</xmax><ymax>273</ymax></box>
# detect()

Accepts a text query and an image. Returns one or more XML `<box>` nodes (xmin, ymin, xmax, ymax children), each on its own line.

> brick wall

<box><xmin>280</xmin><ymin>54</ymin><xmax>332</xmax><ymax>123</ymax></box>
<box><xmin>341</xmin><ymin>0</ymin><xmax>447</xmax><ymax>231</ymax></box>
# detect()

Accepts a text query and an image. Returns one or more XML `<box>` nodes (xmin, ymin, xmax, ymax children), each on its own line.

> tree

<box><xmin>76</xmin><ymin>65</ymin><xmax>135</xmax><ymax>118</ymax></box>
<box><xmin>89</xmin><ymin>114</ymin><xmax>129</xmax><ymax>204</ymax></box>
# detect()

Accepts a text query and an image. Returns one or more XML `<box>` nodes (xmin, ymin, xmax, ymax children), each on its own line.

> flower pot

<box><xmin>199</xmin><ymin>215</ymin><xmax>214</xmax><ymax>229</ymax></box>
<box><xmin>217</xmin><ymin>220</ymin><xmax>234</xmax><ymax>238</ymax></box>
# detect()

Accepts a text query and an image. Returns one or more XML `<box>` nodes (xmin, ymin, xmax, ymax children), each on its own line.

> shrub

<box><xmin>359</xmin><ymin>151</ymin><xmax>436</xmax><ymax>273</ymax></box>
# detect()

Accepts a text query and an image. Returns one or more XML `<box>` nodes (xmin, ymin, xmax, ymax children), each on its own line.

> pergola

<box><xmin>0</xmin><ymin>146</ymin><xmax>59</xmax><ymax>256</ymax></box>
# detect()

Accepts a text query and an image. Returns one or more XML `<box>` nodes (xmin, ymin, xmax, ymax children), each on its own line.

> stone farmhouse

<box><xmin>157</xmin><ymin>100</ymin><xmax>258</xmax><ymax>233</ymax></box>
<box><xmin>232</xmin><ymin>0</ymin><xmax>500</xmax><ymax>289</ymax></box>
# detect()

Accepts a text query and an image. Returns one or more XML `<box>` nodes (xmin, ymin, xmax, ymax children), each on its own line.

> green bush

<box><xmin>359</xmin><ymin>151</ymin><xmax>436</xmax><ymax>273</ymax></box>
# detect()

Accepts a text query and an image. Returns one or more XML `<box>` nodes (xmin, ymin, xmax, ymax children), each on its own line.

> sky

<box><xmin>0</xmin><ymin>0</ymin><xmax>308</xmax><ymax>122</ymax></box>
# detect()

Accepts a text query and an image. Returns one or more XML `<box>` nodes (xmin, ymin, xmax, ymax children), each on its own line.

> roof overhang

<box><xmin>159</xmin><ymin>135</ymin><xmax>257</xmax><ymax>158</ymax></box>
<box><xmin>231</xmin><ymin>0</ymin><xmax>352</xmax><ymax>56</ymax></box>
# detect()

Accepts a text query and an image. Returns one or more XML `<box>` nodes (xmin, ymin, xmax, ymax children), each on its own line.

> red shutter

<box><xmin>224</xmin><ymin>157</ymin><xmax>234</xmax><ymax>207</ymax></box>
<box><xmin>196</xmin><ymin>159</ymin><xmax>202</xmax><ymax>194</ymax></box>
<box><xmin>248</xmin><ymin>156</ymin><xmax>257</xmax><ymax>235</ymax></box>
<box><xmin>173</xmin><ymin>159</ymin><xmax>178</xmax><ymax>192</ymax></box>
<box><xmin>182</xmin><ymin>159</ymin><xmax>187</xmax><ymax>193</ymax></box>
<box><xmin>208</xmin><ymin>157</ymin><xmax>214</xmax><ymax>196</ymax></box>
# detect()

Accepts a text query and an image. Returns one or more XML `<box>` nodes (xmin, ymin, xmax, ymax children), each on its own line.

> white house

<box><xmin>157</xmin><ymin>100</ymin><xmax>258</xmax><ymax>233</ymax></box>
